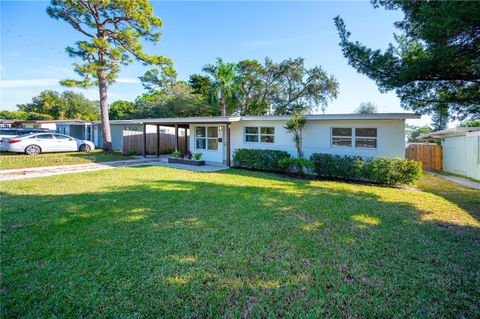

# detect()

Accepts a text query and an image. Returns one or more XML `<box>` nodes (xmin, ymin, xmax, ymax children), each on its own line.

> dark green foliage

<box><xmin>16</xmin><ymin>90</ymin><xmax>99</xmax><ymax>120</ymax></box>
<box><xmin>233</xmin><ymin>149</ymin><xmax>290</xmax><ymax>172</ymax></box>
<box><xmin>109</xmin><ymin>100</ymin><xmax>138</xmax><ymax>120</ymax></box>
<box><xmin>0</xmin><ymin>110</ymin><xmax>53</xmax><ymax>120</ymax></box>
<box><xmin>310</xmin><ymin>153</ymin><xmax>423</xmax><ymax>185</ymax></box>
<box><xmin>334</xmin><ymin>0</ymin><xmax>480</xmax><ymax>120</ymax></box>
<box><xmin>458</xmin><ymin>120</ymin><xmax>480</xmax><ymax>128</ymax></box>
<box><xmin>278</xmin><ymin>157</ymin><xmax>313</xmax><ymax>175</ymax></box>
<box><xmin>188</xmin><ymin>74</ymin><xmax>212</xmax><ymax>97</ymax></box>
<box><xmin>354</xmin><ymin>102</ymin><xmax>378</xmax><ymax>114</ymax></box>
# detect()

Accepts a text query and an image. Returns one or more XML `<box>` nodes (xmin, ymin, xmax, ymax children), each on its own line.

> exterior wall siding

<box><xmin>442</xmin><ymin>134</ymin><xmax>480</xmax><ymax>180</ymax></box>
<box><xmin>230</xmin><ymin>119</ymin><xmax>406</xmax><ymax>159</ymax></box>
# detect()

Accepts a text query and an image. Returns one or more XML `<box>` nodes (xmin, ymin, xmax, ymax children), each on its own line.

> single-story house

<box><xmin>139</xmin><ymin>113</ymin><xmax>419</xmax><ymax>165</ymax></box>
<box><xmin>419</xmin><ymin>127</ymin><xmax>480</xmax><ymax>180</ymax></box>
<box><xmin>0</xmin><ymin>119</ymin><xmax>79</xmax><ymax>131</ymax></box>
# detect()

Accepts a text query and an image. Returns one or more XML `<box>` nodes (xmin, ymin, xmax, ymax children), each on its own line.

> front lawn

<box><xmin>1</xmin><ymin>168</ymin><xmax>479</xmax><ymax>317</ymax></box>
<box><xmin>0</xmin><ymin>149</ymin><xmax>132</xmax><ymax>170</ymax></box>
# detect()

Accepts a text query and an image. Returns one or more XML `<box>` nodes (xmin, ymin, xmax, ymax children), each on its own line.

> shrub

<box><xmin>127</xmin><ymin>147</ymin><xmax>138</xmax><ymax>156</ymax></box>
<box><xmin>193</xmin><ymin>152</ymin><xmax>202</xmax><ymax>160</ymax></box>
<box><xmin>310</xmin><ymin>153</ymin><xmax>422</xmax><ymax>185</ymax></box>
<box><xmin>233</xmin><ymin>149</ymin><xmax>290</xmax><ymax>172</ymax></box>
<box><xmin>278</xmin><ymin>157</ymin><xmax>313</xmax><ymax>175</ymax></box>
<box><xmin>171</xmin><ymin>150</ymin><xmax>182</xmax><ymax>158</ymax></box>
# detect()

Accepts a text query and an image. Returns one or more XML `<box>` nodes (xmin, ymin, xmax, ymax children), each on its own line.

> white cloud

<box><xmin>0</xmin><ymin>78</ymin><xmax>60</xmax><ymax>88</ymax></box>
<box><xmin>116</xmin><ymin>77</ymin><xmax>140</xmax><ymax>84</ymax></box>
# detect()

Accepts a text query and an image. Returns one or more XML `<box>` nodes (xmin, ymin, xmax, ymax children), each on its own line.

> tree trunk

<box><xmin>98</xmin><ymin>70</ymin><xmax>112</xmax><ymax>151</ymax></box>
<box><xmin>220</xmin><ymin>95</ymin><xmax>226</xmax><ymax>116</ymax></box>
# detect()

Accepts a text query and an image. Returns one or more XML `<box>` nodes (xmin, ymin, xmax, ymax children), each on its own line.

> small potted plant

<box><xmin>168</xmin><ymin>150</ymin><xmax>205</xmax><ymax>166</ymax></box>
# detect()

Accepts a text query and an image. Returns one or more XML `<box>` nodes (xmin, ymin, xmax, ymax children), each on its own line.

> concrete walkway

<box><xmin>427</xmin><ymin>170</ymin><xmax>480</xmax><ymax>190</ymax></box>
<box><xmin>0</xmin><ymin>156</ymin><xmax>227</xmax><ymax>181</ymax></box>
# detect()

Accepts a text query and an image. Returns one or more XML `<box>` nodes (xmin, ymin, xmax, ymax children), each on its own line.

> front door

<box><xmin>193</xmin><ymin>125</ymin><xmax>224</xmax><ymax>163</ymax></box>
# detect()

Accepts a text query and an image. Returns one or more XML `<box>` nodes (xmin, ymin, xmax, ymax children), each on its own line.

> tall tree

<box><xmin>334</xmin><ymin>0</ymin><xmax>480</xmax><ymax>120</ymax></box>
<box><xmin>267</xmin><ymin>58</ymin><xmax>338</xmax><ymax>114</ymax></box>
<box><xmin>17</xmin><ymin>90</ymin><xmax>98</xmax><ymax>120</ymax></box>
<box><xmin>109</xmin><ymin>100</ymin><xmax>138</xmax><ymax>120</ymax></box>
<box><xmin>236</xmin><ymin>59</ymin><xmax>269</xmax><ymax>115</ymax></box>
<box><xmin>431</xmin><ymin>103</ymin><xmax>449</xmax><ymax>132</ymax></box>
<box><xmin>354</xmin><ymin>102</ymin><xmax>378</xmax><ymax>114</ymax></box>
<box><xmin>139</xmin><ymin>66</ymin><xmax>177</xmax><ymax>94</ymax></box>
<box><xmin>202</xmin><ymin>58</ymin><xmax>239</xmax><ymax>116</ymax></box>
<box><xmin>188</xmin><ymin>74</ymin><xmax>212</xmax><ymax>97</ymax></box>
<box><xmin>48</xmin><ymin>0</ymin><xmax>172</xmax><ymax>150</ymax></box>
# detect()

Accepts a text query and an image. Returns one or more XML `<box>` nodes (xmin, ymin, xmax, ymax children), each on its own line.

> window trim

<box><xmin>195</xmin><ymin>125</ymin><xmax>219</xmax><ymax>151</ymax></box>
<box><xmin>330</xmin><ymin>127</ymin><xmax>378</xmax><ymax>150</ymax></box>
<box><xmin>244</xmin><ymin>126</ymin><xmax>275</xmax><ymax>144</ymax></box>
<box><xmin>331</xmin><ymin>127</ymin><xmax>353</xmax><ymax>148</ymax></box>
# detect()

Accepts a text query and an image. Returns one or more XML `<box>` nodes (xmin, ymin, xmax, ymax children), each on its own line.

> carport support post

<box><xmin>156</xmin><ymin>125</ymin><xmax>160</xmax><ymax>157</ymax></box>
<box><xmin>226</xmin><ymin>123</ymin><xmax>231</xmax><ymax>167</ymax></box>
<box><xmin>184</xmin><ymin>126</ymin><xmax>188</xmax><ymax>153</ymax></box>
<box><xmin>175</xmin><ymin>124</ymin><xmax>179</xmax><ymax>151</ymax></box>
<box><xmin>143</xmin><ymin>124</ymin><xmax>147</xmax><ymax>158</ymax></box>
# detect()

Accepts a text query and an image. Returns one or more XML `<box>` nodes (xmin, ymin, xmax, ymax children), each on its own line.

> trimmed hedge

<box><xmin>310</xmin><ymin>153</ymin><xmax>422</xmax><ymax>185</ymax></box>
<box><xmin>233</xmin><ymin>149</ymin><xmax>290</xmax><ymax>172</ymax></box>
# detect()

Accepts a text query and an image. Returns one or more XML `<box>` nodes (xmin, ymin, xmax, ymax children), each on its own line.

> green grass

<box><xmin>1</xmin><ymin>168</ymin><xmax>479</xmax><ymax>318</ymax></box>
<box><xmin>0</xmin><ymin>150</ymin><xmax>133</xmax><ymax>170</ymax></box>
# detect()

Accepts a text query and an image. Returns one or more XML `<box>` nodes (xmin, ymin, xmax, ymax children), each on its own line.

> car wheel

<box><xmin>25</xmin><ymin>145</ymin><xmax>41</xmax><ymax>155</ymax></box>
<box><xmin>79</xmin><ymin>144</ymin><xmax>91</xmax><ymax>152</ymax></box>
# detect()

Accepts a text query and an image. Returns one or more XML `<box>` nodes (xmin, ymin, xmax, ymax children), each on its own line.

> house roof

<box><xmin>419</xmin><ymin>127</ymin><xmax>480</xmax><ymax>139</ymax></box>
<box><xmin>140</xmin><ymin>113</ymin><xmax>420</xmax><ymax>125</ymax></box>
<box><xmin>0</xmin><ymin>119</ymin><xmax>84</xmax><ymax>124</ymax></box>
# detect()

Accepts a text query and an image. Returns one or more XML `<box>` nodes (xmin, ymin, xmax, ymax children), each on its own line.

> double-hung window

<box><xmin>244</xmin><ymin>126</ymin><xmax>275</xmax><ymax>143</ymax></box>
<box><xmin>355</xmin><ymin>128</ymin><xmax>377</xmax><ymax>149</ymax></box>
<box><xmin>195</xmin><ymin>126</ymin><xmax>218</xmax><ymax>150</ymax></box>
<box><xmin>331</xmin><ymin>127</ymin><xmax>377</xmax><ymax>149</ymax></box>
<box><xmin>331</xmin><ymin>128</ymin><xmax>352</xmax><ymax>147</ymax></box>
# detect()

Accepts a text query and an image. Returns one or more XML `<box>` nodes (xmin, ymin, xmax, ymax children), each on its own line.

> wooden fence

<box><xmin>405</xmin><ymin>143</ymin><xmax>442</xmax><ymax>170</ymax></box>
<box><xmin>122</xmin><ymin>130</ymin><xmax>189</xmax><ymax>155</ymax></box>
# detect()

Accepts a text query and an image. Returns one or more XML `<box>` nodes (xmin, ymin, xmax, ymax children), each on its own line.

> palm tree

<box><xmin>202</xmin><ymin>58</ymin><xmax>238</xmax><ymax>116</ymax></box>
<box><xmin>284</xmin><ymin>111</ymin><xmax>307</xmax><ymax>158</ymax></box>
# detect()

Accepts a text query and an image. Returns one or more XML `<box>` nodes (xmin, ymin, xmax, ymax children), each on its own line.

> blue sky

<box><xmin>1</xmin><ymin>1</ymin><xmax>428</xmax><ymax>126</ymax></box>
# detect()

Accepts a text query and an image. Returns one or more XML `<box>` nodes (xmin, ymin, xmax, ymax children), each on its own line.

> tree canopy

<box><xmin>354</xmin><ymin>102</ymin><xmax>378</xmax><ymax>114</ymax></box>
<box><xmin>48</xmin><ymin>0</ymin><xmax>171</xmax><ymax>150</ymax></box>
<box><xmin>334</xmin><ymin>0</ymin><xmax>480</xmax><ymax>121</ymax></box>
<box><xmin>16</xmin><ymin>90</ymin><xmax>99</xmax><ymax>120</ymax></box>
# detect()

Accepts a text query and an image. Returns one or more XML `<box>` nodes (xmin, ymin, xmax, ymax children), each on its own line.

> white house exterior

<box><xmin>420</xmin><ymin>127</ymin><xmax>480</xmax><ymax>180</ymax></box>
<box><xmin>142</xmin><ymin>113</ymin><xmax>419</xmax><ymax>164</ymax></box>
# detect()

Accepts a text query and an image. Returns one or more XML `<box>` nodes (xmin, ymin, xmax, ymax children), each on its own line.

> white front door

<box><xmin>193</xmin><ymin>125</ymin><xmax>224</xmax><ymax>163</ymax></box>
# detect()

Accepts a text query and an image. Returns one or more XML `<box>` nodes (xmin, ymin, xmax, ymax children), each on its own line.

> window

<box><xmin>244</xmin><ymin>126</ymin><xmax>275</xmax><ymax>143</ymax></box>
<box><xmin>195</xmin><ymin>126</ymin><xmax>218</xmax><ymax>150</ymax></box>
<box><xmin>36</xmin><ymin>134</ymin><xmax>54</xmax><ymax>139</ymax></box>
<box><xmin>355</xmin><ymin>128</ymin><xmax>377</xmax><ymax>148</ymax></box>
<box><xmin>331</xmin><ymin>128</ymin><xmax>352</xmax><ymax>147</ymax></box>
<box><xmin>53</xmin><ymin>134</ymin><xmax>70</xmax><ymax>140</ymax></box>
<box><xmin>331</xmin><ymin>127</ymin><xmax>377</xmax><ymax>149</ymax></box>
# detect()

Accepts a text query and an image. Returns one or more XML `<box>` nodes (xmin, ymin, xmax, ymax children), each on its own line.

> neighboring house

<box><xmin>140</xmin><ymin>113</ymin><xmax>419</xmax><ymax>165</ymax></box>
<box><xmin>420</xmin><ymin>127</ymin><xmax>480</xmax><ymax>180</ymax></box>
<box><xmin>0</xmin><ymin>119</ymin><xmax>77</xmax><ymax>131</ymax></box>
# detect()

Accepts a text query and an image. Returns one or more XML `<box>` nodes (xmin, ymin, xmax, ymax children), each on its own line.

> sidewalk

<box><xmin>0</xmin><ymin>158</ymin><xmax>160</xmax><ymax>181</ymax></box>
<box><xmin>427</xmin><ymin>170</ymin><xmax>480</xmax><ymax>190</ymax></box>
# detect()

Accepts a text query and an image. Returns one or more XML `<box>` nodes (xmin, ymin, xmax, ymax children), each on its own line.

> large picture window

<box><xmin>195</xmin><ymin>126</ymin><xmax>218</xmax><ymax>150</ymax></box>
<box><xmin>244</xmin><ymin>126</ymin><xmax>275</xmax><ymax>143</ymax></box>
<box><xmin>331</xmin><ymin>127</ymin><xmax>377</xmax><ymax>149</ymax></box>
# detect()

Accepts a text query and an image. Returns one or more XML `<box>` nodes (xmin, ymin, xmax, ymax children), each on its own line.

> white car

<box><xmin>3</xmin><ymin>133</ymin><xmax>95</xmax><ymax>155</ymax></box>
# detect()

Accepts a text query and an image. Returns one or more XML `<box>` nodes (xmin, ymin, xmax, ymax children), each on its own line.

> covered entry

<box><xmin>141</xmin><ymin>117</ymin><xmax>234</xmax><ymax>166</ymax></box>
